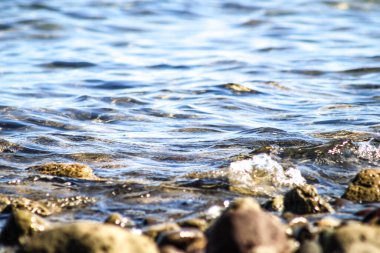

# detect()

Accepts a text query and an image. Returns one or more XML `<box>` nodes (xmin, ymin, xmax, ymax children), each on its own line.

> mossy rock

<box><xmin>28</xmin><ymin>162</ymin><xmax>99</xmax><ymax>180</ymax></box>
<box><xmin>284</xmin><ymin>185</ymin><xmax>334</xmax><ymax>214</ymax></box>
<box><xmin>343</xmin><ymin>169</ymin><xmax>380</xmax><ymax>202</ymax></box>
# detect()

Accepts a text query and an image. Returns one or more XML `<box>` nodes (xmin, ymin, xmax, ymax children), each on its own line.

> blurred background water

<box><xmin>0</xmin><ymin>0</ymin><xmax>380</xmax><ymax>225</ymax></box>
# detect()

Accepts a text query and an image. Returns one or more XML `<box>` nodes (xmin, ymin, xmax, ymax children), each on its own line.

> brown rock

<box><xmin>284</xmin><ymin>185</ymin><xmax>334</xmax><ymax>214</ymax></box>
<box><xmin>206</xmin><ymin>197</ymin><xmax>289</xmax><ymax>253</ymax></box>
<box><xmin>18</xmin><ymin>222</ymin><xmax>159</xmax><ymax>253</ymax></box>
<box><xmin>321</xmin><ymin>223</ymin><xmax>380</xmax><ymax>253</ymax></box>
<box><xmin>157</xmin><ymin>228</ymin><xmax>206</xmax><ymax>252</ymax></box>
<box><xmin>28</xmin><ymin>162</ymin><xmax>99</xmax><ymax>180</ymax></box>
<box><xmin>343</xmin><ymin>169</ymin><xmax>380</xmax><ymax>202</ymax></box>
<box><xmin>0</xmin><ymin>208</ymin><xmax>49</xmax><ymax>245</ymax></box>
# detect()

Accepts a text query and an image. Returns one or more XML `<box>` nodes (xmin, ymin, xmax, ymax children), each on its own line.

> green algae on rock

<box><xmin>0</xmin><ymin>208</ymin><xmax>49</xmax><ymax>245</ymax></box>
<box><xmin>343</xmin><ymin>169</ymin><xmax>380</xmax><ymax>202</ymax></box>
<box><xmin>27</xmin><ymin>162</ymin><xmax>99</xmax><ymax>180</ymax></box>
<box><xmin>284</xmin><ymin>185</ymin><xmax>334</xmax><ymax>214</ymax></box>
<box><xmin>18</xmin><ymin>222</ymin><xmax>159</xmax><ymax>253</ymax></box>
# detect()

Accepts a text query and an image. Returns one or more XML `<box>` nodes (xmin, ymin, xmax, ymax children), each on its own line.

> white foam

<box><xmin>228</xmin><ymin>153</ymin><xmax>305</xmax><ymax>195</ymax></box>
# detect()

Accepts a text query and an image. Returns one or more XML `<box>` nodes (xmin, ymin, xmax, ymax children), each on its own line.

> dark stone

<box><xmin>284</xmin><ymin>185</ymin><xmax>334</xmax><ymax>214</ymax></box>
<box><xmin>206</xmin><ymin>198</ymin><xmax>289</xmax><ymax>253</ymax></box>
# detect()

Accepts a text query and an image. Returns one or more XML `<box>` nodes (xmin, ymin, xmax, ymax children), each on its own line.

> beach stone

<box><xmin>283</xmin><ymin>185</ymin><xmax>334</xmax><ymax>214</ymax></box>
<box><xmin>28</xmin><ymin>162</ymin><xmax>98</xmax><ymax>180</ymax></box>
<box><xmin>104</xmin><ymin>213</ymin><xmax>134</xmax><ymax>228</ymax></box>
<box><xmin>296</xmin><ymin>240</ymin><xmax>322</xmax><ymax>253</ymax></box>
<box><xmin>144</xmin><ymin>222</ymin><xmax>181</xmax><ymax>240</ymax></box>
<box><xmin>18</xmin><ymin>222</ymin><xmax>159</xmax><ymax>253</ymax></box>
<box><xmin>263</xmin><ymin>195</ymin><xmax>284</xmax><ymax>212</ymax></box>
<box><xmin>321</xmin><ymin>223</ymin><xmax>380</xmax><ymax>253</ymax></box>
<box><xmin>342</xmin><ymin>169</ymin><xmax>380</xmax><ymax>202</ymax></box>
<box><xmin>157</xmin><ymin>228</ymin><xmax>206</xmax><ymax>252</ymax></box>
<box><xmin>178</xmin><ymin>218</ymin><xmax>208</xmax><ymax>232</ymax></box>
<box><xmin>0</xmin><ymin>208</ymin><xmax>49</xmax><ymax>245</ymax></box>
<box><xmin>206</xmin><ymin>197</ymin><xmax>290</xmax><ymax>253</ymax></box>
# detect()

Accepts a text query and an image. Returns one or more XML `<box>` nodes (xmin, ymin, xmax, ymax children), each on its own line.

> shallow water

<box><xmin>1</xmin><ymin>0</ymin><xmax>380</xmax><ymax>227</ymax></box>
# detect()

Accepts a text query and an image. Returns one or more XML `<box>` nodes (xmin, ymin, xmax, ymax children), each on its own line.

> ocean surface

<box><xmin>1</xmin><ymin>0</ymin><xmax>380</xmax><ymax>227</ymax></box>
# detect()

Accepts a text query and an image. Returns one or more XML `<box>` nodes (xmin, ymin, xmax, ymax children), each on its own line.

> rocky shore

<box><xmin>0</xmin><ymin>162</ymin><xmax>380</xmax><ymax>253</ymax></box>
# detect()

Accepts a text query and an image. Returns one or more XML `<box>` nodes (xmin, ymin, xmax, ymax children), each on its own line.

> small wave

<box><xmin>40</xmin><ymin>61</ymin><xmax>96</xmax><ymax>69</ymax></box>
<box><xmin>228</xmin><ymin>153</ymin><xmax>305</xmax><ymax>196</ymax></box>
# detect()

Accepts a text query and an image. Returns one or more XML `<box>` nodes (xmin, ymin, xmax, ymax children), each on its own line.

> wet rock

<box><xmin>0</xmin><ymin>194</ymin><xmax>58</xmax><ymax>216</ymax></box>
<box><xmin>104</xmin><ymin>213</ymin><xmax>134</xmax><ymax>228</ymax></box>
<box><xmin>27</xmin><ymin>162</ymin><xmax>99</xmax><ymax>180</ymax></box>
<box><xmin>0</xmin><ymin>208</ymin><xmax>49</xmax><ymax>245</ymax></box>
<box><xmin>263</xmin><ymin>195</ymin><xmax>284</xmax><ymax>212</ymax></box>
<box><xmin>321</xmin><ymin>223</ymin><xmax>380</xmax><ymax>253</ymax></box>
<box><xmin>18</xmin><ymin>222</ymin><xmax>159</xmax><ymax>253</ymax></box>
<box><xmin>160</xmin><ymin>246</ymin><xmax>185</xmax><ymax>253</ymax></box>
<box><xmin>144</xmin><ymin>222</ymin><xmax>181</xmax><ymax>240</ymax></box>
<box><xmin>283</xmin><ymin>185</ymin><xmax>334</xmax><ymax>214</ymax></box>
<box><xmin>157</xmin><ymin>228</ymin><xmax>206</xmax><ymax>252</ymax></box>
<box><xmin>342</xmin><ymin>169</ymin><xmax>380</xmax><ymax>202</ymax></box>
<box><xmin>178</xmin><ymin>218</ymin><xmax>208</xmax><ymax>232</ymax></box>
<box><xmin>206</xmin><ymin>197</ymin><xmax>290</xmax><ymax>253</ymax></box>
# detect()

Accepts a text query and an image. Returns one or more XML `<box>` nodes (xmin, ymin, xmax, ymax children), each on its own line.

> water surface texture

<box><xmin>1</xmin><ymin>0</ymin><xmax>380</xmax><ymax>225</ymax></box>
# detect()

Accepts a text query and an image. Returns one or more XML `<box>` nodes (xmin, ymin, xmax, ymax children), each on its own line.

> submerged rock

<box><xmin>18</xmin><ymin>222</ymin><xmax>159</xmax><ymax>253</ymax></box>
<box><xmin>206</xmin><ymin>197</ymin><xmax>290</xmax><ymax>253</ymax></box>
<box><xmin>228</xmin><ymin>154</ymin><xmax>305</xmax><ymax>196</ymax></box>
<box><xmin>321</xmin><ymin>223</ymin><xmax>380</xmax><ymax>253</ymax></box>
<box><xmin>27</xmin><ymin>162</ymin><xmax>99</xmax><ymax>180</ymax></box>
<box><xmin>284</xmin><ymin>185</ymin><xmax>334</xmax><ymax>214</ymax></box>
<box><xmin>0</xmin><ymin>208</ymin><xmax>49</xmax><ymax>245</ymax></box>
<box><xmin>343</xmin><ymin>169</ymin><xmax>380</xmax><ymax>202</ymax></box>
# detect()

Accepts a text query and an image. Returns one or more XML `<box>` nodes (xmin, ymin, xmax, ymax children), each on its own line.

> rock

<box><xmin>283</xmin><ymin>185</ymin><xmax>334</xmax><ymax>214</ymax></box>
<box><xmin>263</xmin><ymin>195</ymin><xmax>284</xmax><ymax>212</ymax></box>
<box><xmin>157</xmin><ymin>228</ymin><xmax>206</xmax><ymax>252</ymax></box>
<box><xmin>321</xmin><ymin>223</ymin><xmax>380</xmax><ymax>253</ymax></box>
<box><xmin>178</xmin><ymin>218</ymin><xmax>208</xmax><ymax>232</ymax></box>
<box><xmin>206</xmin><ymin>197</ymin><xmax>290</xmax><ymax>253</ymax></box>
<box><xmin>0</xmin><ymin>194</ymin><xmax>58</xmax><ymax>216</ymax></box>
<box><xmin>296</xmin><ymin>240</ymin><xmax>322</xmax><ymax>253</ymax></box>
<box><xmin>143</xmin><ymin>222</ymin><xmax>181</xmax><ymax>240</ymax></box>
<box><xmin>342</xmin><ymin>169</ymin><xmax>380</xmax><ymax>202</ymax></box>
<box><xmin>28</xmin><ymin>162</ymin><xmax>99</xmax><ymax>180</ymax></box>
<box><xmin>18</xmin><ymin>222</ymin><xmax>159</xmax><ymax>253</ymax></box>
<box><xmin>0</xmin><ymin>208</ymin><xmax>49</xmax><ymax>245</ymax></box>
<box><xmin>104</xmin><ymin>213</ymin><xmax>134</xmax><ymax>228</ymax></box>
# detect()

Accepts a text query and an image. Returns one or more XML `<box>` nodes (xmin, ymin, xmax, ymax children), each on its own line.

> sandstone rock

<box><xmin>206</xmin><ymin>197</ymin><xmax>290</xmax><ymax>253</ymax></box>
<box><xmin>321</xmin><ymin>223</ymin><xmax>380</xmax><ymax>253</ymax></box>
<box><xmin>342</xmin><ymin>169</ymin><xmax>380</xmax><ymax>202</ymax></box>
<box><xmin>18</xmin><ymin>222</ymin><xmax>159</xmax><ymax>253</ymax></box>
<box><xmin>28</xmin><ymin>162</ymin><xmax>99</xmax><ymax>180</ymax></box>
<box><xmin>283</xmin><ymin>185</ymin><xmax>334</xmax><ymax>214</ymax></box>
<box><xmin>0</xmin><ymin>208</ymin><xmax>49</xmax><ymax>245</ymax></box>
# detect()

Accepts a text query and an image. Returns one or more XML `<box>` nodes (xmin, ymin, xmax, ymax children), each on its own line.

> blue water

<box><xmin>1</xmin><ymin>0</ymin><xmax>380</xmax><ymax>224</ymax></box>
